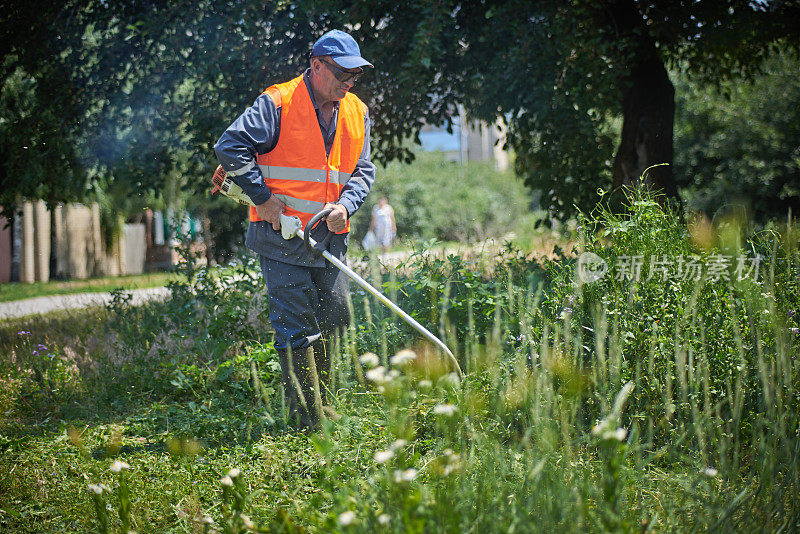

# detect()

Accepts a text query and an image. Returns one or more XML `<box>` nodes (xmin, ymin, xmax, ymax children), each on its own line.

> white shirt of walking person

<box><xmin>368</xmin><ymin>196</ymin><xmax>396</xmax><ymax>252</ymax></box>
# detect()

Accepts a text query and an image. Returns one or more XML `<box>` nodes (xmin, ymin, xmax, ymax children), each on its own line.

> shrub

<box><xmin>349</xmin><ymin>151</ymin><xmax>538</xmax><ymax>245</ymax></box>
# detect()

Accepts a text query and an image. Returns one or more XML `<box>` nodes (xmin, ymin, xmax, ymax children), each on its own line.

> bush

<box><xmin>349</xmin><ymin>151</ymin><xmax>537</xmax><ymax>245</ymax></box>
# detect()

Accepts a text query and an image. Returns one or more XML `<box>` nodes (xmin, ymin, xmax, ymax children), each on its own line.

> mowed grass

<box><xmin>0</xmin><ymin>272</ymin><xmax>178</xmax><ymax>303</ymax></box>
<box><xmin>0</xmin><ymin>188</ymin><xmax>798</xmax><ymax>533</ymax></box>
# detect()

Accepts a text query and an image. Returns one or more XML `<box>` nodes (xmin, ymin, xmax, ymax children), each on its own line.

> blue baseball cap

<box><xmin>311</xmin><ymin>29</ymin><xmax>373</xmax><ymax>69</ymax></box>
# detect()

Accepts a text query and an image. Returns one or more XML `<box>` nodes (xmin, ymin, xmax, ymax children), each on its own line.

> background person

<box><xmin>214</xmin><ymin>29</ymin><xmax>376</xmax><ymax>430</ymax></box>
<box><xmin>369</xmin><ymin>196</ymin><xmax>396</xmax><ymax>252</ymax></box>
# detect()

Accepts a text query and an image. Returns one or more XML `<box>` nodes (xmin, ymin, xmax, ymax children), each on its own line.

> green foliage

<box><xmin>674</xmin><ymin>50</ymin><xmax>800</xmax><ymax>222</ymax></box>
<box><xmin>351</xmin><ymin>0</ymin><xmax>800</xmax><ymax>219</ymax></box>
<box><xmin>0</xmin><ymin>58</ymin><xmax>86</xmax><ymax>216</ymax></box>
<box><xmin>541</xmin><ymin>187</ymin><xmax>798</xmax><ymax>455</ymax></box>
<box><xmin>1</xmin><ymin>189</ymin><xmax>798</xmax><ymax>532</ymax></box>
<box><xmin>349</xmin><ymin>152</ymin><xmax>538</xmax><ymax>245</ymax></box>
<box><xmin>4</xmin><ymin>1</ymin><xmax>799</xmax><ymax>231</ymax></box>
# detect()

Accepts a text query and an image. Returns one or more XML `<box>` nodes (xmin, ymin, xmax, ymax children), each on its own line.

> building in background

<box><xmin>0</xmin><ymin>202</ymin><xmax>204</xmax><ymax>284</ymax></box>
<box><xmin>419</xmin><ymin>108</ymin><xmax>509</xmax><ymax>170</ymax></box>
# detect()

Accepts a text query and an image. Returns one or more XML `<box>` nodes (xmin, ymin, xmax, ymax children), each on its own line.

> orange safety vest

<box><xmin>250</xmin><ymin>75</ymin><xmax>367</xmax><ymax>233</ymax></box>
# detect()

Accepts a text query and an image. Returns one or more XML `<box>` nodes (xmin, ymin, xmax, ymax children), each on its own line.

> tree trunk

<box><xmin>605</xmin><ymin>1</ymin><xmax>680</xmax><ymax>203</ymax></box>
<box><xmin>612</xmin><ymin>56</ymin><xmax>678</xmax><ymax>200</ymax></box>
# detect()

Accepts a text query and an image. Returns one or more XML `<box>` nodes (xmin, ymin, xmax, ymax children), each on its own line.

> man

<box><xmin>214</xmin><ymin>30</ymin><xmax>376</xmax><ymax>430</ymax></box>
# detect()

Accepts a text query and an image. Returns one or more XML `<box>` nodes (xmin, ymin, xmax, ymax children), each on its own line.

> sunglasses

<box><xmin>321</xmin><ymin>59</ymin><xmax>363</xmax><ymax>84</ymax></box>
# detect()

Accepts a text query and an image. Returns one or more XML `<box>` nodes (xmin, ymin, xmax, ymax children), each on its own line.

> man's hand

<box><xmin>324</xmin><ymin>203</ymin><xmax>348</xmax><ymax>233</ymax></box>
<box><xmin>255</xmin><ymin>195</ymin><xmax>286</xmax><ymax>231</ymax></box>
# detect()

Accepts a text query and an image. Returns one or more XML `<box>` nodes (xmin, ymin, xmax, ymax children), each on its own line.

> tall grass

<box><xmin>0</xmin><ymin>188</ymin><xmax>797</xmax><ymax>532</ymax></box>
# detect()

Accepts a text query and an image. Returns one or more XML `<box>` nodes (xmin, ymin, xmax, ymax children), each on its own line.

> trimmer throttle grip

<box><xmin>304</xmin><ymin>208</ymin><xmax>335</xmax><ymax>256</ymax></box>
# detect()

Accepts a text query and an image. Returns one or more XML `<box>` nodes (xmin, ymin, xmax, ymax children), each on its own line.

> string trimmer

<box><xmin>210</xmin><ymin>165</ymin><xmax>463</xmax><ymax>379</ymax></box>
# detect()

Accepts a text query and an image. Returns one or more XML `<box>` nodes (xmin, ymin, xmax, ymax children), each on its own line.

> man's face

<box><xmin>311</xmin><ymin>57</ymin><xmax>361</xmax><ymax>104</ymax></box>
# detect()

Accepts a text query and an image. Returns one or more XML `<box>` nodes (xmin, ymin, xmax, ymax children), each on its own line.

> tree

<box><xmin>348</xmin><ymin>0</ymin><xmax>800</xmax><ymax>220</ymax></box>
<box><xmin>4</xmin><ymin>0</ymin><xmax>798</xmax><ymax>235</ymax></box>
<box><xmin>674</xmin><ymin>50</ymin><xmax>800</xmax><ymax>222</ymax></box>
<box><xmin>0</xmin><ymin>1</ymin><xmax>91</xmax><ymax>219</ymax></box>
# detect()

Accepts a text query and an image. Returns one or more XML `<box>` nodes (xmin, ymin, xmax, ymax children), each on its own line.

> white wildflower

<box><xmin>441</xmin><ymin>449</ymin><xmax>462</xmax><ymax>475</ymax></box>
<box><xmin>704</xmin><ymin>467</ymin><xmax>719</xmax><ymax>478</ymax></box>
<box><xmin>202</xmin><ymin>515</ymin><xmax>214</xmax><ymax>525</ymax></box>
<box><xmin>110</xmin><ymin>460</ymin><xmax>130</xmax><ymax>473</ymax></box>
<box><xmin>417</xmin><ymin>379</ymin><xmax>433</xmax><ymax>390</ymax></box>
<box><xmin>402</xmin><ymin>468</ymin><xmax>418</xmax><ymax>481</ymax></box>
<box><xmin>389</xmin><ymin>439</ymin><xmax>408</xmax><ymax>451</ymax></box>
<box><xmin>88</xmin><ymin>483</ymin><xmax>104</xmax><ymax>495</ymax></box>
<box><xmin>599</xmin><ymin>428</ymin><xmax>627</xmax><ymax>441</ymax></box>
<box><xmin>360</xmin><ymin>352</ymin><xmax>380</xmax><ymax>368</ymax></box>
<box><xmin>591</xmin><ymin>419</ymin><xmax>610</xmax><ymax>436</ymax></box>
<box><xmin>378</xmin><ymin>513</ymin><xmax>391</xmax><ymax>525</ymax></box>
<box><xmin>365</xmin><ymin>366</ymin><xmax>388</xmax><ymax>384</ymax></box>
<box><xmin>390</xmin><ymin>349</ymin><xmax>417</xmax><ymax>367</ymax></box>
<box><xmin>227</xmin><ymin>468</ymin><xmax>241</xmax><ymax>478</ymax></box>
<box><xmin>393</xmin><ymin>468</ymin><xmax>418</xmax><ymax>483</ymax></box>
<box><xmin>593</xmin><ymin>418</ymin><xmax>627</xmax><ymax>441</ymax></box>
<box><xmin>220</xmin><ymin>475</ymin><xmax>233</xmax><ymax>487</ymax></box>
<box><xmin>442</xmin><ymin>462</ymin><xmax>461</xmax><ymax>476</ymax></box>
<box><xmin>338</xmin><ymin>510</ymin><xmax>356</xmax><ymax>526</ymax></box>
<box><xmin>100</xmin><ymin>484</ymin><xmax>112</xmax><ymax>493</ymax></box>
<box><xmin>374</xmin><ymin>450</ymin><xmax>395</xmax><ymax>464</ymax></box>
<box><xmin>433</xmin><ymin>403</ymin><xmax>458</xmax><ymax>416</ymax></box>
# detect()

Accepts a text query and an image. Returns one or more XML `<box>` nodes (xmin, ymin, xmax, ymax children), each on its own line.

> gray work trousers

<box><xmin>258</xmin><ymin>255</ymin><xmax>350</xmax><ymax>350</ymax></box>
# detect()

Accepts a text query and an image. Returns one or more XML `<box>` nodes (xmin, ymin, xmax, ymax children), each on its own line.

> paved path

<box><xmin>0</xmin><ymin>287</ymin><xmax>172</xmax><ymax>320</ymax></box>
<box><xmin>0</xmin><ymin>235</ymin><xmax>520</xmax><ymax>321</ymax></box>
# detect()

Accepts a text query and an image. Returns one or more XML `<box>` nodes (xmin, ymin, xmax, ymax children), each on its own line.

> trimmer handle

<box><xmin>304</xmin><ymin>208</ymin><xmax>335</xmax><ymax>256</ymax></box>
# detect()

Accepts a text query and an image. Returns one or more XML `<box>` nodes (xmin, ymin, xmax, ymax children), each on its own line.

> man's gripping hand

<box><xmin>255</xmin><ymin>195</ymin><xmax>286</xmax><ymax>231</ymax></box>
<box><xmin>324</xmin><ymin>203</ymin><xmax>348</xmax><ymax>233</ymax></box>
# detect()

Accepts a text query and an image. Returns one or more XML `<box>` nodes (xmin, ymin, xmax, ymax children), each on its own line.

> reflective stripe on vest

<box><xmin>256</xmin><ymin>165</ymin><xmax>350</xmax><ymax>186</ymax></box>
<box><xmin>249</xmin><ymin>75</ymin><xmax>367</xmax><ymax>233</ymax></box>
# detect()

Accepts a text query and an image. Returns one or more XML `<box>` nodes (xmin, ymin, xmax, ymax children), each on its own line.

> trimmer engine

<box><xmin>210</xmin><ymin>165</ymin><xmax>255</xmax><ymax>207</ymax></box>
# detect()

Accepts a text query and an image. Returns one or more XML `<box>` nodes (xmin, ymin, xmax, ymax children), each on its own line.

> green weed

<box><xmin>0</xmin><ymin>186</ymin><xmax>797</xmax><ymax>532</ymax></box>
